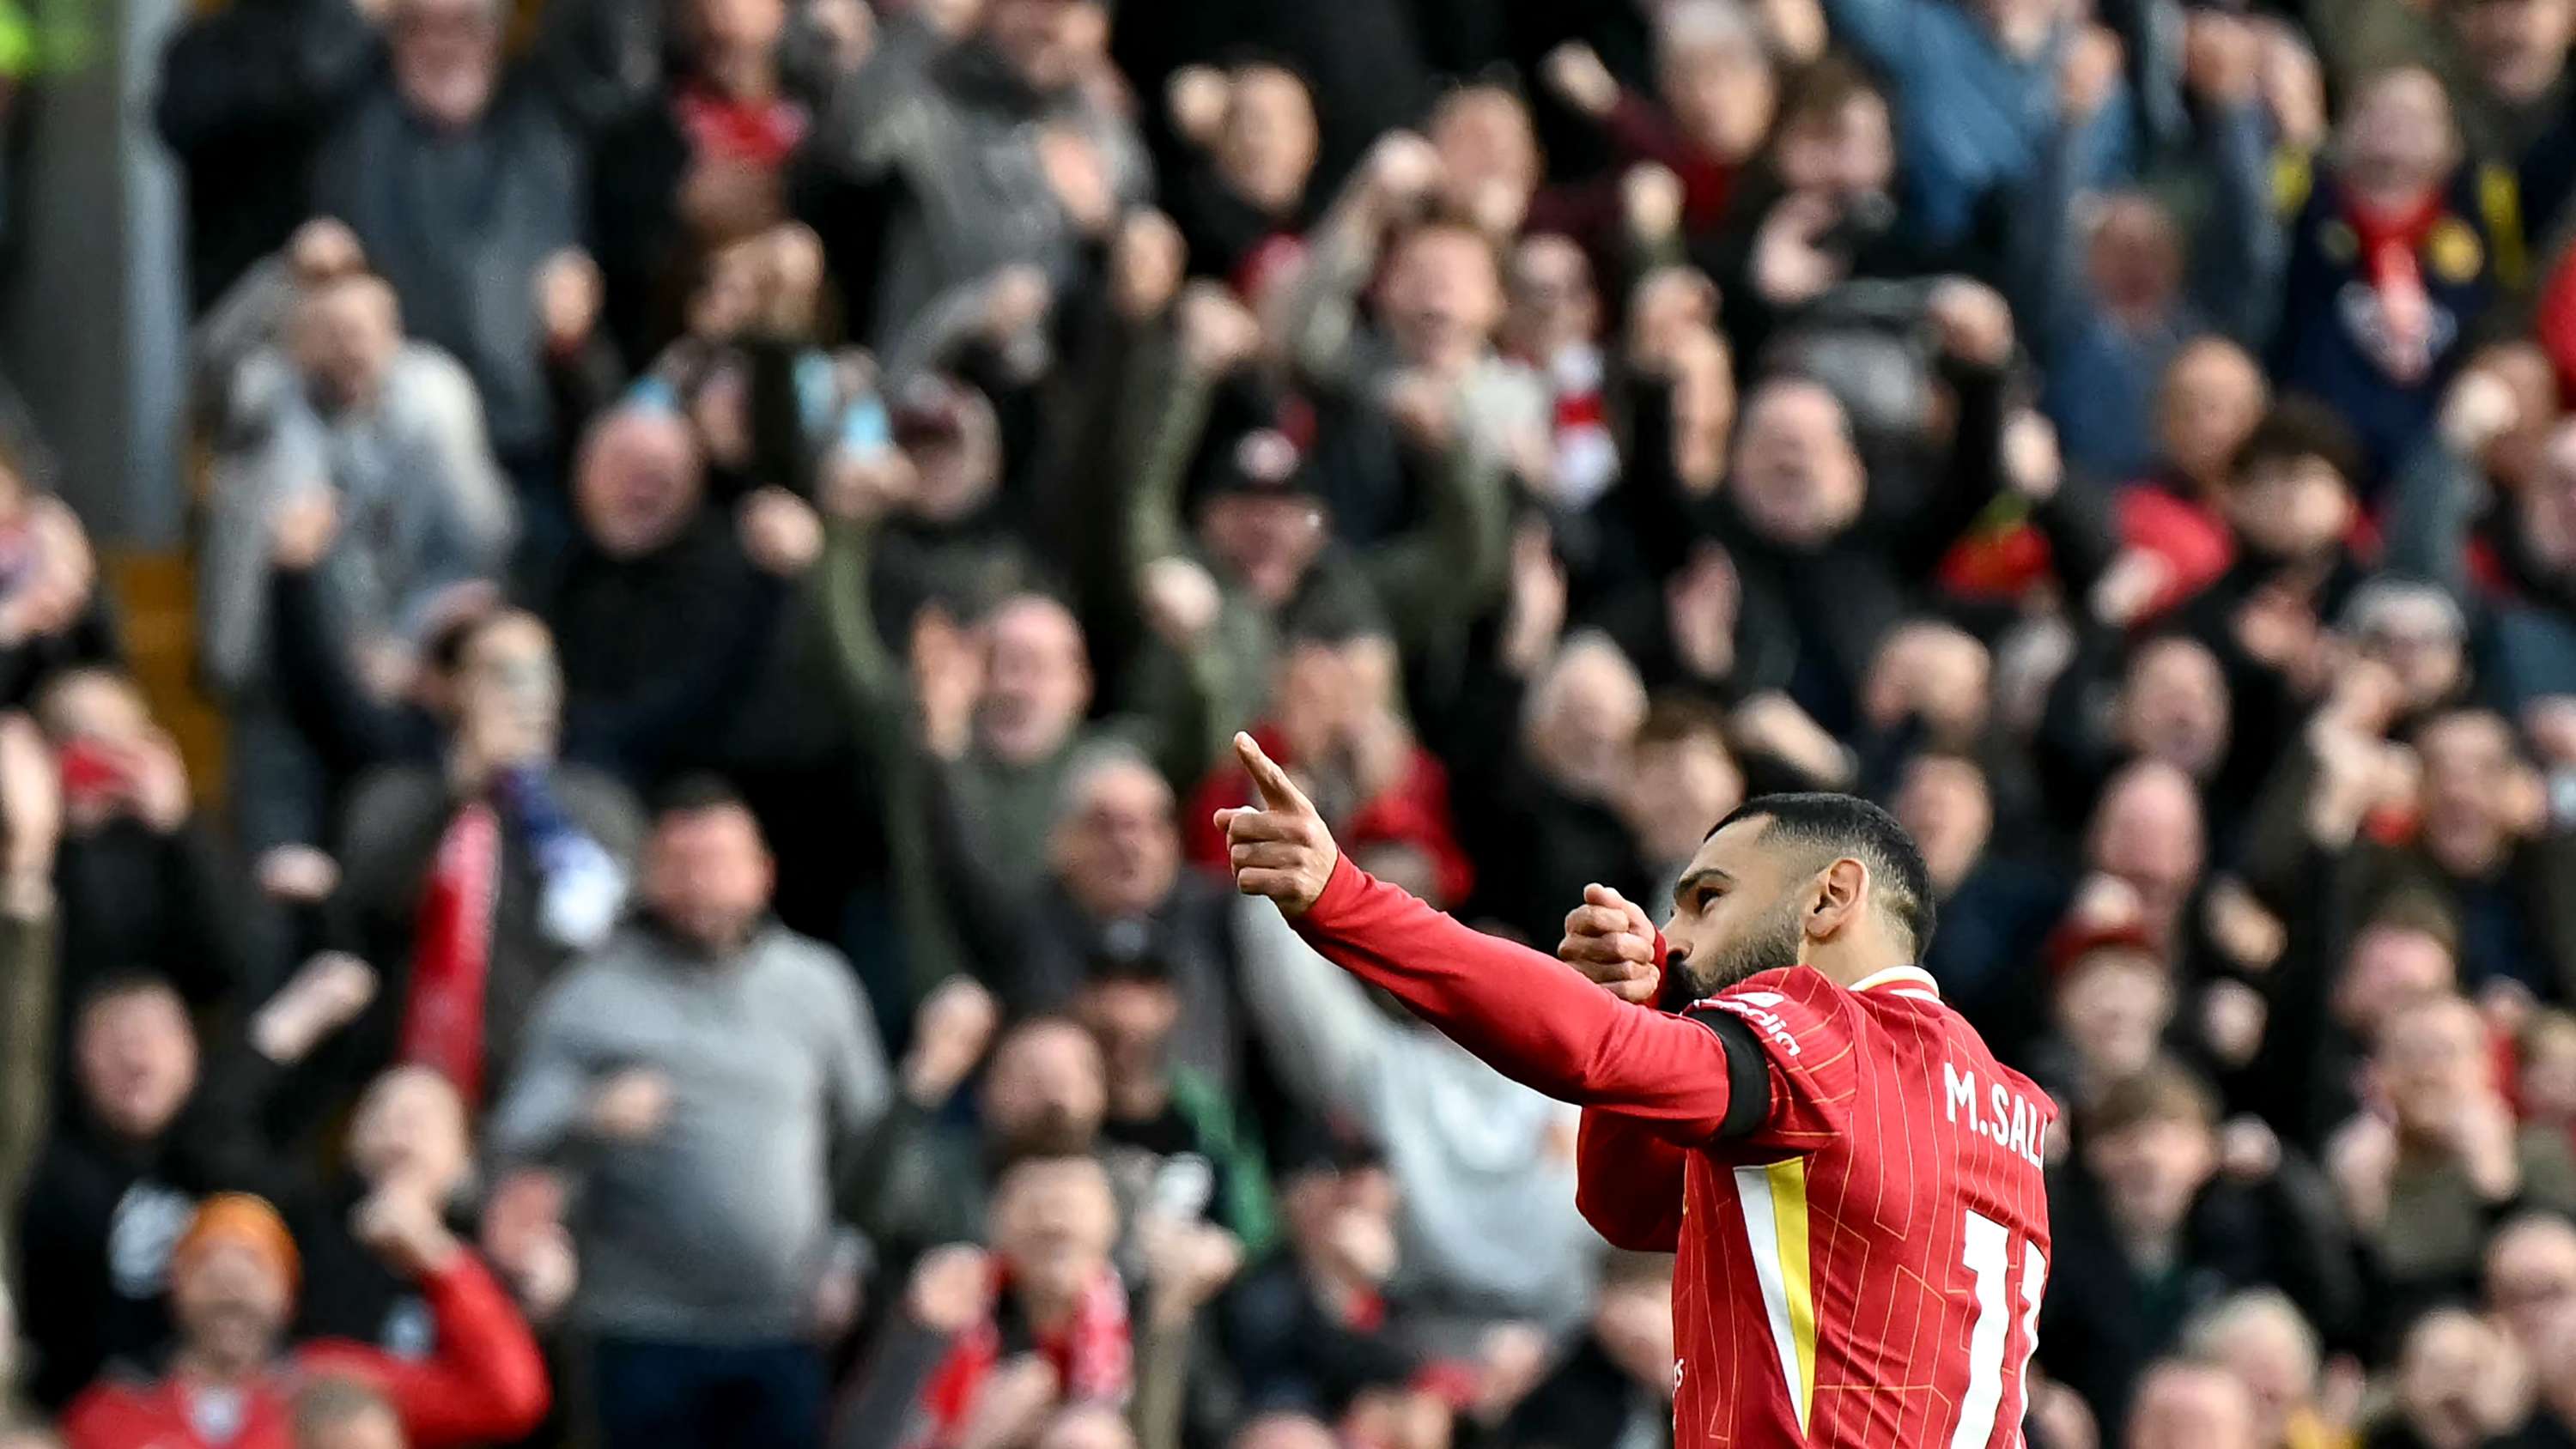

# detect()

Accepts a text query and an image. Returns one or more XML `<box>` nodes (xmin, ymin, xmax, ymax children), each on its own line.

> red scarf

<box><xmin>1548</xmin><ymin>345</ymin><xmax>1617</xmax><ymax>509</ymax></box>
<box><xmin>398</xmin><ymin>803</ymin><xmax>501</xmax><ymax>1108</ymax></box>
<box><xmin>2345</xmin><ymin>187</ymin><xmax>2446</xmax><ymax>382</ymax></box>
<box><xmin>908</xmin><ymin>1265</ymin><xmax>1131</xmax><ymax>1448</ymax></box>
<box><xmin>675</xmin><ymin>84</ymin><xmax>810</xmax><ymax>172</ymax></box>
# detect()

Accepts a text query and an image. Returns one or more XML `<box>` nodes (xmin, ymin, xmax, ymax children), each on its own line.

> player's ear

<box><xmin>1805</xmin><ymin>858</ymin><xmax>1868</xmax><ymax>942</ymax></box>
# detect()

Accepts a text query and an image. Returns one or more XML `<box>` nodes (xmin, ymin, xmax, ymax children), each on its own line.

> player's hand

<box><xmin>1558</xmin><ymin>883</ymin><xmax>1660</xmax><ymax>1004</ymax></box>
<box><xmin>1217</xmin><ymin>731</ymin><xmax>1340</xmax><ymax>916</ymax></box>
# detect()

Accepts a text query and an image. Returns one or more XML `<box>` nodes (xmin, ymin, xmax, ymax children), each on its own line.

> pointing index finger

<box><xmin>1234</xmin><ymin>731</ymin><xmax>1312</xmax><ymax>815</ymax></box>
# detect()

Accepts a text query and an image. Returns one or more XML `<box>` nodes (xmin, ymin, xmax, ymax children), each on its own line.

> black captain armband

<box><xmin>1685</xmin><ymin>1007</ymin><xmax>1771</xmax><ymax>1140</ymax></box>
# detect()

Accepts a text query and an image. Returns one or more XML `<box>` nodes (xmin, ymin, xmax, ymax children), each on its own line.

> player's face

<box><xmin>1661</xmin><ymin>818</ymin><xmax>1811</xmax><ymax>1008</ymax></box>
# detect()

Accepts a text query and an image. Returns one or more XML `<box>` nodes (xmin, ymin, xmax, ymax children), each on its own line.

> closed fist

<box><xmin>1558</xmin><ymin>883</ymin><xmax>1660</xmax><ymax>1004</ymax></box>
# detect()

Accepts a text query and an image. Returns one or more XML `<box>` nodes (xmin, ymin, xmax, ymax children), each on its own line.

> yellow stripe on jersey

<box><xmin>1768</xmin><ymin>1158</ymin><xmax>1818</xmax><ymax>1426</ymax></box>
<box><xmin>1733</xmin><ymin>1160</ymin><xmax>1819</xmax><ymax>1434</ymax></box>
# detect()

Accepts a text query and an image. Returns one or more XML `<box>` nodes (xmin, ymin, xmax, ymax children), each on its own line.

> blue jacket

<box><xmin>1820</xmin><ymin>0</ymin><xmax>2136</xmax><ymax>246</ymax></box>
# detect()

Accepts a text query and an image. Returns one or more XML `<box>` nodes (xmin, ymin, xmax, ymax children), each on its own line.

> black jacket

<box><xmin>12</xmin><ymin>1063</ymin><xmax>282</xmax><ymax>1408</ymax></box>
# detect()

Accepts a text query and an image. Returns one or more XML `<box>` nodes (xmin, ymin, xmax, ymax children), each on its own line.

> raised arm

<box><xmin>1298</xmin><ymin>857</ymin><xmax>1747</xmax><ymax>1132</ymax></box>
<box><xmin>1264</xmin><ymin>134</ymin><xmax>1436</xmax><ymax>393</ymax></box>
<box><xmin>816</xmin><ymin>504</ymin><xmax>907</xmax><ymax>730</ymax></box>
<box><xmin>2385</xmin><ymin>367</ymin><xmax>2513</xmax><ymax>603</ymax></box>
<box><xmin>1360</xmin><ymin>399</ymin><xmax>1515</xmax><ymax>659</ymax></box>
<box><xmin>1890</xmin><ymin>282</ymin><xmax>2019</xmax><ymax>579</ymax></box>
<box><xmin>0</xmin><ymin>715</ymin><xmax>55</xmax><ymax>1246</ymax></box>
<box><xmin>311</xmin><ymin>1252</ymin><xmax>552</xmax><ymax>1446</ymax></box>
<box><xmin>1218</xmin><ymin>734</ymin><xmax>1747</xmax><ymax>1138</ymax></box>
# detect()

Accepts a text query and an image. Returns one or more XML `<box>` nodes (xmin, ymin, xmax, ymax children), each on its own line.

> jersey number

<box><xmin>1948</xmin><ymin>1210</ymin><xmax>2046</xmax><ymax>1449</ymax></box>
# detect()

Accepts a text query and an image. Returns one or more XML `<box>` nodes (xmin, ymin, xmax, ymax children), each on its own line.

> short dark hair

<box><xmin>653</xmin><ymin>773</ymin><xmax>752</xmax><ymax>821</ymax></box>
<box><xmin>2231</xmin><ymin>397</ymin><xmax>2362</xmax><ymax>489</ymax></box>
<box><xmin>1708</xmin><ymin>792</ymin><xmax>1936</xmax><ymax>958</ymax></box>
<box><xmin>2087</xmin><ymin>1059</ymin><xmax>2218</xmax><ymax>1138</ymax></box>
<box><xmin>2358</xmin><ymin>888</ymin><xmax>2461</xmax><ymax>960</ymax></box>
<box><xmin>1779</xmin><ymin>56</ymin><xmax>1885</xmax><ymax>133</ymax></box>
<box><xmin>74</xmin><ymin>970</ymin><xmax>185</xmax><ymax>1022</ymax></box>
<box><xmin>1637</xmin><ymin>694</ymin><xmax>1731</xmax><ymax>751</ymax></box>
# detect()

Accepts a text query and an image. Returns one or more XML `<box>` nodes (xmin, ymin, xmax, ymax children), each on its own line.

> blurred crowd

<box><xmin>0</xmin><ymin>0</ymin><xmax>2567</xmax><ymax>1443</ymax></box>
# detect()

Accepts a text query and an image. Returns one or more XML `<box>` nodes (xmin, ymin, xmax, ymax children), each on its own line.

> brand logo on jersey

<box><xmin>1711</xmin><ymin>992</ymin><xmax>1801</xmax><ymax>1057</ymax></box>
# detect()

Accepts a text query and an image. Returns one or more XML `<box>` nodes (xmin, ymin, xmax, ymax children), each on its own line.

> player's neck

<box><xmin>1802</xmin><ymin>938</ymin><xmax>1915</xmax><ymax>992</ymax></box>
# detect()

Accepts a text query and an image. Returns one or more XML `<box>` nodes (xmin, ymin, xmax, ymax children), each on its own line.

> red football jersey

<box><xmin>1286</xmin><ymin>860</ymin><xmax>2055</xmax><ymax>1449</ymax></box>
<box><xmin>1583</xmin><ymin>965</ymin><xmax>2056</xmax><ymax>1448</ymax></box>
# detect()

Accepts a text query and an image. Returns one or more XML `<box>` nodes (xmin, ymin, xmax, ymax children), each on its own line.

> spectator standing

<box><xmin>811</xmin><ymin>0</ymin><xmax>1147</xmax><ymax>347</ymax></box>
<box><xmin>310</xmin><ymin>0</ymin><xmax>590</xmax><ymax>482</ymax></box>
<box><xmin>488</xmin><ymin>780</ymin><xmax>890</xmax><ymax>1449</ymax></box>
<box><xmin>16</xmin><ymin>980</ymin><xmax>255</xmax><ymax>1410</ymax></box>
<box><xmin>36</xmin><ymin>672</ymin><xmax>252</xmax><ymax>1043</ymax></box>
<box><xmin>899</xmin><ymin>1157</ymin><xmax>1132</xmax><ymax>1449</ymax></box>
<box><xmin>302</xmin><ymin>609</ymin><xmax>641</xmax><ymax>1145</ymax></box>
<box><xmin>200</xmin><ymin>271</ymin><xmax>511</xmax><ymax>859</ymax></box>
<box><xmin>1815</xmin><ymin>0</ymin><xmax>2134</xmax><ymax>249</ymax></box>
<box><xmin>516</xmin><ymin>405</ymin><xmax>824</xmax><ymax>787</ymax></box>
<box><xmin>2269</xmin><ymin>68</ymin><xmax>2514</xmax><ymax>476</ymax></box>
<box><xmin>153</xmin><ymin>0</ymin><xmax>380</xmax><ymax>306</ymax></box>
<box><xmin>58</xmin><ymin>1191</ymin><xmax>548</xmax><ymax>1449</ymax></box>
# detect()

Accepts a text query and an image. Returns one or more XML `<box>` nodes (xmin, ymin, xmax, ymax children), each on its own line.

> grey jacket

<box><xmin>812</xmin><ymin>17</ymin><xmax>1148</xmax><ymax>348</ymax></box>
<box><xmin>200</xmin><ymin>341</ymin><xmax>513</xmax><ymax>694</ymax></box>
<box><xmin>312</xmin><ymin>76</ymin><xmax>585</xmax><ymax>460</ymax></box>
<box><xmin>489</xmin><ymin>921</ymin><xmax>892</xmax><ymax>1342</ymax></box>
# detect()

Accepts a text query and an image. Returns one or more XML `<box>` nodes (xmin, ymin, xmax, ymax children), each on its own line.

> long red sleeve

<box><xmin>1577</xmin><ymin>1109</ymin><xmax>1688</xmax><ymax>1250</ymax></box>
<box><xmin>1290</xmin><ymin>857</ymin><xmax>1738</xmax><ymax>1138</ymax></box>
<box><xmin>298</xmin><ymin>1256</ymin><xmax>551</xmax><ymax>1447</ymax></box>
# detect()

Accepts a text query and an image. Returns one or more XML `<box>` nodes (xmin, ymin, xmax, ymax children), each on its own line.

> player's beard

<box><xmin>1661</xmin><ymin>892</ymin><xmax>1806</xmax><ymax>1010</ymax></box>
